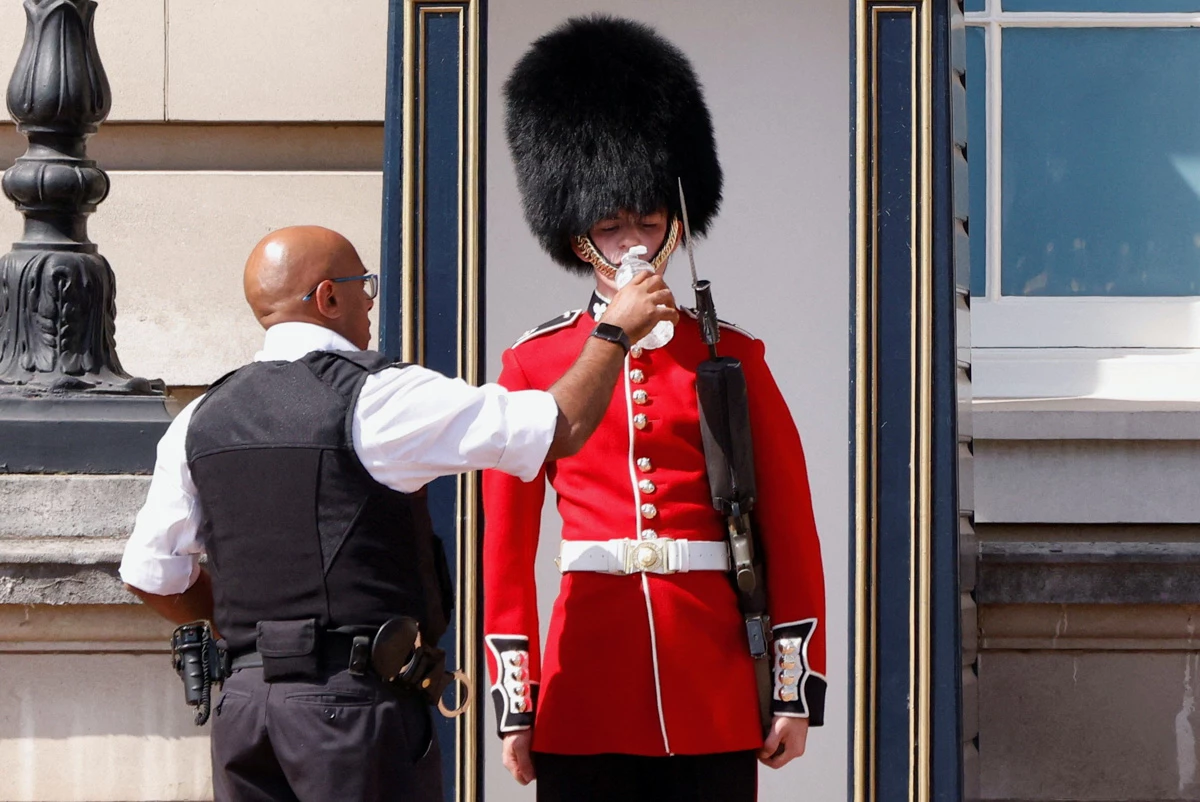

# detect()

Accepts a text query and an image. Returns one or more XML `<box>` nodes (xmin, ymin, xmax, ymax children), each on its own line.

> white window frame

<box><xmin>966</xmin><ymin>2</ymin><xmax>1200</xmax><ymax>398</ymax></box>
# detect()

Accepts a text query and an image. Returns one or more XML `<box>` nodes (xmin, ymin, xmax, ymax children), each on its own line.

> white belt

<box><xmin>557</xmin><ymin>538</ymin><xmax>731</xmax><ymax>575</ymax></box>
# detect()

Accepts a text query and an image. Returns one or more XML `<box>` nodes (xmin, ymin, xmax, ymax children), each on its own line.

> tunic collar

<box><xmin>588</xmin><ymin>289</ymin><xmax>612</xmax><ymax>320</ymax></box>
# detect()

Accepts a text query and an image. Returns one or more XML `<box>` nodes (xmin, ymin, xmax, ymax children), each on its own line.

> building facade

<box><xmin>966</xmin><ymin>2</ymin><xmax>1200</xmax><ymax>800</ymax></box>
<box><xmin>1</xmin><ymin>1</ymin><xmax>1194</xmax><ymax>801</ymax></box>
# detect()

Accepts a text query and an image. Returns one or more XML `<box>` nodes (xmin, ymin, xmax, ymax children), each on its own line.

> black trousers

<box><xmin>533</xmin><ymin>750</ymin><xmax>758</xmax><ymax>802</ymax></box>
<box><xmin>211</xmin><ymin>666</ymin><xmax>441</xmax><ymax>802</ymax></box>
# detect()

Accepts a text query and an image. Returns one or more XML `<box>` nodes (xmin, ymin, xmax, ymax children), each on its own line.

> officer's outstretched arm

<box><xmin>544</xmin><ymin>271</ymin><xmax>676</xmax><ymax>460</ymax></box>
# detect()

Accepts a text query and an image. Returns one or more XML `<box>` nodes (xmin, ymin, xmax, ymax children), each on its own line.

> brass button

<box><xmin>630</xmin><ymin>345</ymin><xmax>644</xmax><ymax>358</ymax></box>
<box><xmin>507</xmin><ymin>653</ymin><xmax>526</xmax><ymax>667</ymax></box>
<box><xmin>781</xmin><ymin>656</ymin><xmax>797</xmax><ymax>670</ymax></box>
<box><xmin>633</xmin><ymin>413</ymin><xmax>648</xmax><ymax>430</ymax></box>
<box><xmin>637</xmin><ymin>457</ymin><xmax>653</xmax><ymax>473</ymax></box>
<box><xmin>781</xmin><ymin>643</ymin><xmax>798</xmax><ymax>655</ymax></box>
<box><xmin>781</xmin><ymin>674</ymin><xmax>798</xmax><ymax>686</ymax></box>
<box><xmin>641</xmin><ymin>503</ymin><xmax>658</xmax><ymax>519</ymax></box>
<box><xmin>629</xmin><ymin>369</ymin><xmax>646</xmax><ymax>384</ymax></box>
<box><xmin>638</xmin><ymin>479</ymin><xmax>656</xmax><ymax>494</ymax></box>
<box><xmin>632</xmin><ymin>389</ymin><xmax>649</xmax><ymax>405</ymax></box>
<box><xmin>640</xmin><ymin>528</ymin><xmax>658</xmax><ymax>540</ymax></box>
<box><xmin>514</xmin><ymin>698</ymin><xmax>529</xmax><ymax>713</ymax></box>
<box><xmin>781</xmin><ymin>689</ymin><xmax>799</xmax><ymax>702</ymax></box>
<box><xmin>509</xmin><ymin>668</ymin><xmax>528</xmax><ymax>682</ymax></box>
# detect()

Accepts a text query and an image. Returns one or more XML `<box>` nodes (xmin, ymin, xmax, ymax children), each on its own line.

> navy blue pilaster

<box><xmin>381</xmin><ymin>3</ymin><xmax>486</xmax><ymax>800</ymax></box>
<box><xmin>380</xmin><ymin>0</ymin><xmax>405</xmax><ymax>362</ymax></box>
<box><xmin>930</xmin><ymin>0</ymin><xmax>967</xmax><ymax>799</ymax></box>
<box><xmin>874</xmin><ymin>15</ymin><xmax>916</xmax><ymax>801</ymax></box>
<box><xmin>852</xmin><ymin>2</ymin><xmax>963</xmax><ymax>800</ymax></box>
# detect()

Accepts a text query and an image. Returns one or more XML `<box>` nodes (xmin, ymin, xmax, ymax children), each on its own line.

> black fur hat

<box><xmin>504</xmin><ymin>15</ymin><xmax>723</xmax><ymax>273</ymax></box>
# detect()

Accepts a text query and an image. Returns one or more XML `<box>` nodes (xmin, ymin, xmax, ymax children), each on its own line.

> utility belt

<box><xmin>170</xmin><ymin>616</ymin><xmax>469</xmax><ymax>726</ymax></box>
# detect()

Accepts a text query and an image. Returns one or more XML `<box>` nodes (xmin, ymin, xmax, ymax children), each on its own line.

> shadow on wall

<box><xmin>1</xmin><ymin>652</ymin><xmax>203</xmax><ymax>740</ymax></box>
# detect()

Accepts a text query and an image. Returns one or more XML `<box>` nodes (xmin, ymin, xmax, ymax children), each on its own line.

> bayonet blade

<box><xmin>678</xmin><ymin>177</ymin><xmax>721</xmax><ymax>350</ymax></box>
<box><xmin>677</xmin><ymin>177</ymin><xmax>700</xmax><ymax>288</ymax></box>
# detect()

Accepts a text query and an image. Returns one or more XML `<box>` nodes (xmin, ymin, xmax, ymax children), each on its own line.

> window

<box><xmin>966</xmin><ymin>1</ymin><xmax>1200</xmax><ymax>398</ymax></box>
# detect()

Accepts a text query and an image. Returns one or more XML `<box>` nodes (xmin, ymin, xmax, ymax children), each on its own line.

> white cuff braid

<box><xmin>771</xmin><ymin>619</ymin><xmax>827</xmax><ymax>724</ymax></box>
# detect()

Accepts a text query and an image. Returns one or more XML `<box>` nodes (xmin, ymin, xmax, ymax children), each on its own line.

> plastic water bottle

<box><xmin>614</xmin><ymin>245</ymin><xmax>674</xmax><ymax>350</ymax></box>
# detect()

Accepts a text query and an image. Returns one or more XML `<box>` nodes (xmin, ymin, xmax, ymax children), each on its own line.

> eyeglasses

<box><xmin>300</xmin><ymin>273</ymin><xmax>379</xmax><ymax>302</ymax></box>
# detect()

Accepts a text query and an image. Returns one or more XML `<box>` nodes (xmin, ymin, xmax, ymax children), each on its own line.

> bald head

<box><xmin>244</xmin><ymin>226</ymin><xmax>374</xmax><ymax>348</ymax></box>
<box><xmin>244</xmin><ymin>226</ymin><xmax>362</xmax><ymax>319</ymax></box>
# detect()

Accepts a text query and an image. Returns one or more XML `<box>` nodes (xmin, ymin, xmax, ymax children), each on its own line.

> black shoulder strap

<box><xmin>190</xmin><ymin>365</ymin><xmax>246</xmax><ymax>418</ymax></box>
<box><xmin>301</xmin><ymin>349</ymin><xmax>408</xmax><ymax>393</ymax></box>
<box><xmin>300</xmin><ymin>350</ymin><xmax>412</xmax><ymax>449</ymax></box>
<box><xmin>309</xmin><ymin>348</ymin><xmax>408</xmax><ymax>375</ymax></box>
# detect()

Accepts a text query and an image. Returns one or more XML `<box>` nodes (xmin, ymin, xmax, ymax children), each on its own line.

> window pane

<box><xmin>1002</xmin><ymin>28</ymin><xmax>1200</xmax><ymax>296</ymax></box>
<box><xmin>967</xmin><ymin>26</ymin><xmax>987</xmax><ymax>297</ymax></box>
<box><xmin>965</xmin><ymin>0</ymin><xmax>984</xmax><ymax>11</ymax></box>
<box><xmin>1005</xmin><ymin>0</ymin><xmax>1200</xmax><ymax>10</ymax></box>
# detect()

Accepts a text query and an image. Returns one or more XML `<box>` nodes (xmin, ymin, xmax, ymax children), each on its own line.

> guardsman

<box><xmin>483</xmin><ymin>15</ymin><xmax>828</xmax><ymax>802</ymax></box>
<box><xmin>118</xmin><ymin>225</ymin><xmax>676</xmax><ymax>802</ymax></box>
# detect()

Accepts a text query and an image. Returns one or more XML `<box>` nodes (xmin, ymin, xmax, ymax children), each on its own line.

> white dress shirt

<box><xmin>119</xmin><ymin>321</ymin><xmax>559</xmax><ymax>595</ymax></box>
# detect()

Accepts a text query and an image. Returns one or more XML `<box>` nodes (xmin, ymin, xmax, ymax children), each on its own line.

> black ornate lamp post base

<box><xmin>0</xmin><ymin>395</ymin><xmax>172</xmax><ymax>473</ymax></box>
<box><xmin>0</xmin><ymin>247</ymin><xmax>162</xmax><ymax>397</ymax></box>
<box><xmin>1</xmin><ymin>0</ymin><xmax>158</xmax><ymax>397</ymax></box>
<box><xmin>0</xmin><ymin>0</ymin><xmax>171</xmax><ymax>472</ymax></box>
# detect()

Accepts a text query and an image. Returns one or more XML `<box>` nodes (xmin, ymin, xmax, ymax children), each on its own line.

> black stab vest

<box><xmin>184</xmin><ymin>350</ymin><xmax>453</xmax><ymax>654</ymax></box>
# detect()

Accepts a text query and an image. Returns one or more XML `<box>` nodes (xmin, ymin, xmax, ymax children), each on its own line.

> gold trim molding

<box><xmin>398</xmin><ymin>3</ymin><xmax>483</xmax><ymax>801</ymax></box>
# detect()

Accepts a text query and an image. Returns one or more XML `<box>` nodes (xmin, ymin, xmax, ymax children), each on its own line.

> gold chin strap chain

<box><xmin>573</xmin><ymin>218</ymin><xmax>682</xmax><ymax>279</ymax></box>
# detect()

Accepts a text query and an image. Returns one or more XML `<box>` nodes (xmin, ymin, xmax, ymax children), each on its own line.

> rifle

<box><xmin>678</xmin><ymin>179</ymin><xmax>774</xmax><ymax>736</ymax></box>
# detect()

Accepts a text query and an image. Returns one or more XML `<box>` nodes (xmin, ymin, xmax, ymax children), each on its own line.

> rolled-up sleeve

<box><xmin>118</xmin><ymin>400</ymin><xmax>206</xmax><ymax>595</ymax></box>
<box><xmin>354</xmin><ymin>365</ymin><xmax>559</xmax><ymax>493</ymax></box>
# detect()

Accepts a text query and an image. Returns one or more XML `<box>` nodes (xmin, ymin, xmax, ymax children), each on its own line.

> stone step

<box><xmin>0</xmin><ymin>474</ymin><xmax>149</xmax><ymax>538</ymax></box>
<box><xmin>978</xmin><ymin>540</ymin><xmax>1200</xmax><ymax>604</ymax></box>
<box><xmin>0</xmin><ymin>536</ymin><xmax>133</xmax><ymax>605</ymax></box>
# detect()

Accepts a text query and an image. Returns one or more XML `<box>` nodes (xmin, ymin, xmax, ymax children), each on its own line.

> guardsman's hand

<box><xmin>600</xmin><ymin>270</ymin><xmax>678</xmax><ymax>343</ymax></box>
<box><xmin>758</xmin><ymin>716</ymin><xmax>809</xmax><ymax>769</ymax></box>
<box><xmin>502</xmin><ymin>730</ymin><xmax>536</xmax><ymax>785</ymax></box>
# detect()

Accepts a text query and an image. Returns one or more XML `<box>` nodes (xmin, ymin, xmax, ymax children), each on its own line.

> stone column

<box><xmin>0</xmin><ymin>0</ymin><xmax>169</xmax><ymax>473</ymax></box>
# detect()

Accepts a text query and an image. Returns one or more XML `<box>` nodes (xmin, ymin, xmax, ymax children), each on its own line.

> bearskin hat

<box><xmin>504</xmin><ymin>15</ymin><xmax>723</xmax><ymax>273</ymax></box>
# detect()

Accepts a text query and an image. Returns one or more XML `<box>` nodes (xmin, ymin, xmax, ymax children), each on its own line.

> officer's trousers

<box><xmin>211</xmin><ymin>665</ymin><xmax>441</xmax><ymax>802</ymax></box>
<box><xmin>533</xmin><ymin>750</ymin><xmax>758</xmax><ymax>802</ymax></box>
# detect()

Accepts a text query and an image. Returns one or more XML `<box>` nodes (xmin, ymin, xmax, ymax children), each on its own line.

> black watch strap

<box><xmin>590</xmin><ymin>322</ymin><xmax>632</xmax><ymax>354</ymax></box>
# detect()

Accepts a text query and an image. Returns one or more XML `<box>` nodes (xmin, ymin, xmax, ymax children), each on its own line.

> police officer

<box><xmin>119</xmin><ymin>224</ymin><xmax>677</xmax><ymax>802</ymax></box>
<box><xmin>483</xmin><ymin>16</ymin><xmax>828</xmax><ymax>802</ymax></box>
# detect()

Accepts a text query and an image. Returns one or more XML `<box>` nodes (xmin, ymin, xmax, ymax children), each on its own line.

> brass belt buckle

<box><xmin>624</xmin><ymin>538</ymin><xmax>673</xmax><ymax>574</ymax></box>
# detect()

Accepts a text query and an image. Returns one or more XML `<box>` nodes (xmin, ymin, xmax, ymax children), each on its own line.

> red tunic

<box><xmin>483</xmin><ymin>297</ymin><xmax>826</xmax><ymax>756</ymax></box>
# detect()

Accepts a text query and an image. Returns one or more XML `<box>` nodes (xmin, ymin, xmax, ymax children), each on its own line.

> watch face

<box><xmin>592</xmin><ymin>323</ymin><xmax>630</xmax><ymax>352</ymax></box>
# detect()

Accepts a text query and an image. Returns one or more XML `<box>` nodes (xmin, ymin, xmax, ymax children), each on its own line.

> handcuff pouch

<box><xmin>256</xmin><ymin>619</ymin><xmax>318</xmax><ymax>682</ymax></box>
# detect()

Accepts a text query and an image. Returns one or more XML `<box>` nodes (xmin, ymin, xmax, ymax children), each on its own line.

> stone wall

<box><xmin>0</xmin><ymin>0</ymin><xmax>387</xmax><ymax>387</ymax></box>
<box><xmin>0</xmin><ymin>3</ymin><xmax>388</xmax><ymax>799</ymax></box>
<box><xmin>0</xmin><ymin>476</ymin><xmax>211</xmax><ymax>801</ymax></box>
<box><xmin>974</xmin><ymin>401</ymin><xmax>1200</xmax><ymax>802</ymax></box>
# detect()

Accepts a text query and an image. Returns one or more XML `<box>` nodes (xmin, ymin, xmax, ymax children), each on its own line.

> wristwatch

<box><xmin>590</xmin><ymin>322</ymin><xmax>632</xmax><ymax>354</ymax></box>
